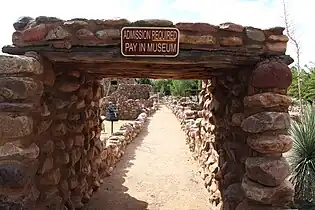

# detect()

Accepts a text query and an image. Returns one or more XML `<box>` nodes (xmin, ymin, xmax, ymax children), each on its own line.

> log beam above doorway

<box><xmin>2</xmin><ymin>17</ymin><xmax>293</xmax><ymax>79</ymax></box>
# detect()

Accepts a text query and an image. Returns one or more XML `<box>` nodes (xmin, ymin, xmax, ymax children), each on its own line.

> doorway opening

<box><xmin>0</xmin><ymin>16</ymin><xmax>294</xmax><ymax>209</ymax></box>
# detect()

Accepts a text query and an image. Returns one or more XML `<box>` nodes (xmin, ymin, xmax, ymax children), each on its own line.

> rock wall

<box><xmin>36</xmin><ymin>58</ymin><xmax>104</xmax><ymax>209</ymax></box>
<box><xmin>0</xmin><ymin>54</ymin><xmax>43</xmax><ymax>209</ymax></box>
<box><xmin>100</xmin><ymin>84</ymin><xmax>156</xmax><ymax>120</ymax></box>
<box><xmin>102</xmin><ymin>78</ymin><xmax>136</xmax><ymax>96</ymax></box>
<box><xmin>0</xmin><ymin>54</ymin><xmax>157</xmax><ymax>210</ymax></box>
<box><xmin>99</xmin><ymin>111</ymin><xmax>157</xmax><ymax>178</ymax></box>
<box><xmin>166</xmin><ymin>60</ymin><xmax>294</xmax><ymax>210</ymax></box>
<box><xmin>239</xmin><ymin>58</ymin><xmax>294</xmax><ymax>209</ymax></box>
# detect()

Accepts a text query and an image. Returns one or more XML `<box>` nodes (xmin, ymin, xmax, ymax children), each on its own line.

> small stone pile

<box><xmin>98</xmin><ymin>112</ymin><xmax>150</xmax><ymax>177</ymax></box>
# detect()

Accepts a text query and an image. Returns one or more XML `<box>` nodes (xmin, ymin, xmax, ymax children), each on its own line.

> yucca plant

<box><xmin>288</xmin><ymin>105</ymin><xmax>315</xmax><ymax>208</ymax></box>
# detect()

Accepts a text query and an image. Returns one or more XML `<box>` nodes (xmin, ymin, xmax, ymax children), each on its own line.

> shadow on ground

<box><xmin>83</xmin><ymin>118</ymin><xmax>152</xmax><ymax>210</ymax></box>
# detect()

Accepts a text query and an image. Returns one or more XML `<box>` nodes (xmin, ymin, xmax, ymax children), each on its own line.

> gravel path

<box><xmin>84</xmin><ymin>106</ymin><xmax>210</xmax><ymax>210</ymax></box>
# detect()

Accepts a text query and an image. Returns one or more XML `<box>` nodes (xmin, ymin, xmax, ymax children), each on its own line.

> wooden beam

<box><xmin>3</xmin><ymin>45</ymin><xmax>263</xmax><ymax>67</ymax></box>
<box><xmin>54</xmin><ymin>61</ymin><xmax>221</xmax><ymax>80</ymax></box>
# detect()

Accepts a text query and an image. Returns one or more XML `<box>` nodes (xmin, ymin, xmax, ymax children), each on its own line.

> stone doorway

<box><xmin>0</xmin><ymin>16</ymin><xmax>294</xmax><ymax>210</ymax></box>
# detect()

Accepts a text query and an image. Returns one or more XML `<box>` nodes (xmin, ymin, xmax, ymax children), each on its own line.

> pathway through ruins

<box><xmin>84</xmin><ymin>106</ymin><xmax>211</xmax><ymax>210</ymax></box>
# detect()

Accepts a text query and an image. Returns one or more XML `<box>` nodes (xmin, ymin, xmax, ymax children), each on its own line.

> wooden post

<box><xmin>111</xmin><ymin>121</ymin><xmax>114</xmax><ymax>134</ymax></box>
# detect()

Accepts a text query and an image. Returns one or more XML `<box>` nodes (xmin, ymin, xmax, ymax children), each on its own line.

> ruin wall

<box><xmin>166</xmin><ymin>61</ymin><xmax>294</xmax><ymax>209</ymax></box>
<box><xmin>0</xmin><ymin>54</ymin><xmax>157</xmax><ymax>210</ymax></box>
<box><xmin>100</xmin><ymin>84</ymin><xmax>155</xmax><ymax>120</ymax></box>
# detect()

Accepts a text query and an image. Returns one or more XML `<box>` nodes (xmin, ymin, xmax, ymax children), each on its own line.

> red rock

<box><xmin>266</xmin><ymin>42</ymin><xmax>287</xmax><ymax>53</ymax></box>
<box><xmin>267</xmin><ymin>35</ymin><xmax>289</xmax><ymax>42</ymax></box>
<box><xmin>245</xmin><ymin>157</ymin><xmax>290</xmax><ymax>186</ymax></box>
<box><xmin>247</xmin><ymin>134</ymin><xmax>292</xmax><ymax>154</ymax></box>
<box><xmin>13</xmin><ymin>16</ymin><xmax>34</xmax><ymax>31</ymax></box>
<box><xmin>12</xmin><ymin>31</ymin><xmax>23</xmax><ymax>45</ymax></box>
<box><xmin>245</xmin><ymin>27</ymin><xmax>265</xmax><ymax>42</ymax></box>
<box><xmin>220</xmin><ymin>37</ymin><xmax>243</xmax><ymax>46</ymax></box>
<box><xmin>241</xmin><ymin>112</ymin><xmax>290</xmax><ymax>133</ymax></box>
<box><xmin>219</xmin><ymin>22</ymin><xmax>244</xmax><ymax>32</ymax></box>
<box><xmin>175</xmin><ymin>23</ymin><xmax>218</xmax><ymax>33</ymax></box>
<box><xmin>22</xmin><ymin>24</ymin><xmax>48</xmax><ymax>42</ymax></box>
<box><xmin>45</xmin><ymin>26</ymin><xmax>71</xmax><ymax>40</ymax></box>
<box><xmin>242</xmin><ymin>176</ymin><xmax>293</xmax><ymax>206</ymax></box>
<box><xmin>0</xmin><ymin>115</ymin><xmax>33</xmax><ymax>140</ymax></box>
<box><xmin>42</xmin><ymin>58</ymin><xmax>56</xmax><ymax>86</ymax></box>
<box><xmin>76</xmin><ymin>28</ymin><xmax>95</xmax><ymax>40</ymax></box>
<box><xmin>264</xmin><ymin>27</ymin><xmax>285</xmax><ymax>35</ymax></box>
<box><xmin>244</xmin><ymin>92</ymin><xmax>292</xmax><ymax>108</ymax></box>
<box><xmin>251</xmin><ymin>60</ymin><xmax>292</xmax><ymax>89</ymax></box>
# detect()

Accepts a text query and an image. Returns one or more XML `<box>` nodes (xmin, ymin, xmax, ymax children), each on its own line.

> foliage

<box><xmin>288</xmin><ymin>66</ymin><xmax>315</xmax><ymax>103</ymax></box>
<box><xmin>170</xmin><ymin>80</ymin><xmax>200</xmax><ymax>96</ymax></box>
<box><xmin>136</xmin><ymin>79</ymin><xmax>201</xmax><ymax>96</ymax></box>
<box><xmin>136</xmin><ymin>78</ymin><xmax>154</xmax><ymax>85</ymax></box>
<box><xmin>288</xmin><ymin>105</ymin><xmax>315</xmax><ymax>204</ymax></box>
<box><xmin>154</xmin><ymin>79</ymin><xmax>173</xmax><ymax>95</ymax></box>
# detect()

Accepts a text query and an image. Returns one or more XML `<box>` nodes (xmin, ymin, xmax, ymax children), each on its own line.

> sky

<box><xmin>0</xmin><ymin>0</ymin><xmax>313</xmax><ymax>67</ymax></box>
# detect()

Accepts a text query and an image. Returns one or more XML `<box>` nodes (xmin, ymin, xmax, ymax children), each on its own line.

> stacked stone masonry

<box><xmin>0</xmin><ymin>53</ymin><xmax>157</xmax><ymax>210</ymax></box>
<box><xmin>166</xmin><ymin>60</ymin><xmax>294</xmax><ymax>210</ymax></box>
<box><xmin>34</xmin><ymin>59</ymin><xmax>105</xmax><ymax>209</ymax></box>
<box><xmin>10</xmin><ymin>17</ymin><xmax>288</xmax><ymax>55</ymax></box>
<box><xmin>100</xmin><ymin>84</ymin><xmax>156</xmax><ymax>120</ymax></box>
<box><xmin>102</xmin><ymin>78</ymin><xmax>136</xmax><ymax>96</ymax></box>
<box><xmin>1</xmin><ymin>16</ymin><xmax>294</xmax><ymax>210</ymax></box>
<box><xmin>99</xmin><ymin>109</ymin><xmax>158</xmax><ymax>178</ymax></box>
<box><xmin>0</xmin><ymin>54</ymin><xmax>43</xmax><ymax>209</ymax></box>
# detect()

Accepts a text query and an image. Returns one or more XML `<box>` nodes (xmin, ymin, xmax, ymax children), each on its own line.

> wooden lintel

<box><xmin>54</xmin><ymin>61</ymin><xmax>221</xmax><ymax>80</ymax></box>
<box><xmin>1</xmin><ymin>45</ymin><xmax>294</xmax><ymax>80</ymax></box>
<box><xmin>3</xmin><ymin>45</ymin><xmax>263</xmax><ymax>66</ymax></box>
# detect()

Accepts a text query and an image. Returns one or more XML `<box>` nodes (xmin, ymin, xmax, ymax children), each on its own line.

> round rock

<box><xmin>251</xmin><ymin>60</ymin><xmax>292</xmax><ymax>89</ymax></box>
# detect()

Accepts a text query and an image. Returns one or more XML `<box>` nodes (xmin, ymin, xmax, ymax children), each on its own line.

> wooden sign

<box><xmin>121</xmin><ymin>27</ymin><xmax>180</xmax><ymax>57</ymax></box>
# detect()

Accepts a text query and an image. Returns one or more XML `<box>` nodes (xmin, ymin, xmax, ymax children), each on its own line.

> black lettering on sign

<box><xmin>121</xmin><ymin>27</ymin><xmax>180</xmax><ymax>57</ymax></box>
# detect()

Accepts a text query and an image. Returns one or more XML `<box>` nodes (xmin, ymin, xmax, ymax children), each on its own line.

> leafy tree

<box><xmin>288</xmin><ymin>66</ymin><xmax>315</xmax><ymax>104</ymax></box>
<box><xmin>170</xmin><ymin>80</ymin><xmax>200</xmax><ymax>96</ymax></box>
<box><xmin>152</xmin><ymin>79</ymin><xmax>171</xmax><ymax>95</ymax></box>
<box><xmin>136</xmin><ymin>78</ymin><xmax>154</xmax><ymax>85</ymax></box>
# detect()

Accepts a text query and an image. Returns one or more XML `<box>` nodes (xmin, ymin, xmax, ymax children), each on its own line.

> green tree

<box><xmin>288</xmin><ymin>66</ymin><xmax>315</xmax><ymax>103</ymax></box>
<box><xmin>136</xmin><ymin>78</ymin><xmax>153</xmax><ymax>85</ymax></box>
<box><xmin>153</xmin><ymin>79</ymin><xmax>173</xmax><ymax>95</ymax></box>
<box><xmin>170</xmin><ymin>80</ymin><xmax>200</xmax><ymax>96</ymax></box>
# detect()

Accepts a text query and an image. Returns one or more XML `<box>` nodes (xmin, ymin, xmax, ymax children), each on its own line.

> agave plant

<box><xmin>289</xmin><ymin>105</ymin><xmax>315</xmax><ymax>206</ymax></box>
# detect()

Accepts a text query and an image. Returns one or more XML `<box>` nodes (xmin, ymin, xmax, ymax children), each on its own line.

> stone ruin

<box><xmin>100</xmin><ymin>83</ymin><xmax>156</xmax><ymax>120</ymax></box>
<box><xmin>166</xmin><ymin>91</ymin><xmax>293</xmax><ymax>209</ymax></box>
<box><xmin>0</xmin><ymin>15</ymin><xmax>294</xmax><ymax>210</ymax></box>
<box><xmin>102</xmin><ymin>78</ymin><xmax>136</xmax><ymax>96</ymax></box>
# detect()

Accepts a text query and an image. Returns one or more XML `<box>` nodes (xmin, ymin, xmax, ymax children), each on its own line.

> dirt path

<box><xmin>84</xmin><ymin>106</ymin><xmax>210</xmax><ymax>210</ymax></box>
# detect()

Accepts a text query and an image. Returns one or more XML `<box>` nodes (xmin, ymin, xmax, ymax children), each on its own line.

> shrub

<box><xmin>289</xmin><ymin>105</ymin><xmax>315</xmax><ymax>207</ymax></box>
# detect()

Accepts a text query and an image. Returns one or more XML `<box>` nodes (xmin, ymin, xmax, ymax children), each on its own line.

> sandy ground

<box><xmin>84</xmin><ymin>106</ymin><xmax>211</xmax><ymax>210</ymax></box>
<box><xmin>101</xmin><ymin>120</ymin><xmax>134</xmax><ymax>139</ymax></box>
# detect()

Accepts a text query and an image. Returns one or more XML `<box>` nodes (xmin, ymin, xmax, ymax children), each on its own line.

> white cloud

<box><xmin>0</xmin><ymin>0</ymin><xmax>313</xmax><ymax>66</ymax></box>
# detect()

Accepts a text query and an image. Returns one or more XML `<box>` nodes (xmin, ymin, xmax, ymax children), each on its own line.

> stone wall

<box><xmin>100</xmin><ymin>84</ymin><xmax>155</xmax><ymax>120</ymax></box>
<box><xmin>99</xmin><ymin>110</ymin><xmax>157</xmax><ymax>178</ymax></box>
<box><xmin>36</xmin><ymin>61</ymin><xmax>105</xmax><ymax>209</ymax></box>
<box><xmin>0</xmin><ymin>54</ymin><xmax>157</xmax><ymax>210</ymax></box>
<box><xmin>102</xmin><ymin>78</ymin><xmax>136</xmax><ymax>96</ymax></box>
<box><xmin>0</xmin><ymin>54</ymin><xmax>43</xmax><ymax>209</ymax></box>
<box><xmin>166</xmin><ymin>60</ymin><xmax>294</xmax><ymax>210</ymax></box>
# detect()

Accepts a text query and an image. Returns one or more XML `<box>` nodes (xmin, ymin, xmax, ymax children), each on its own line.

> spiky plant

<box><xmin>289</xmin><ymin>105</ymin><xmax>315</xmax><ymax>205</ymax></box>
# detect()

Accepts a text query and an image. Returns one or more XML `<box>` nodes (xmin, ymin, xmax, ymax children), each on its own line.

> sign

<box><xmin>121</xmin><ymin>27</ymin><xmax>180</xmax><ymax>57</ymax></box>
<box><xmin>106</xmin><ymin>103</ymin><xmax>119</xmax><ymax>121</ymax></box>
